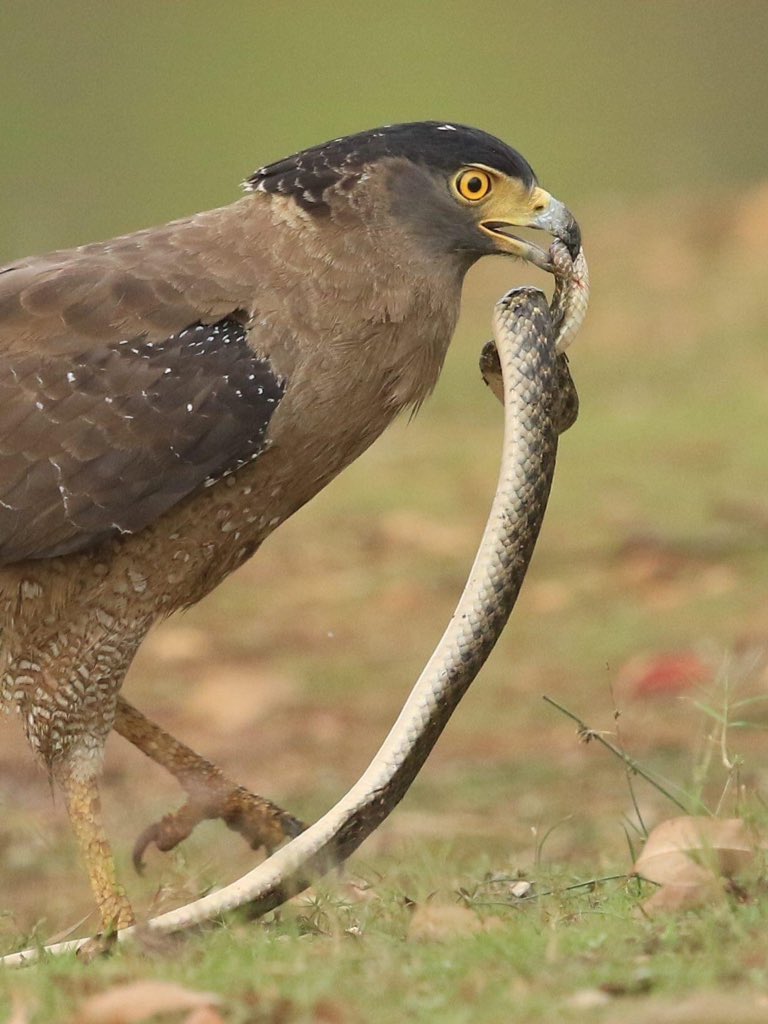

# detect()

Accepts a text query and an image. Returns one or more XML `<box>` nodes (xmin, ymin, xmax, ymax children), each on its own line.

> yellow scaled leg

<box><xmin>58</xmin><ymin>770</ymin><xmax>135</xmax><ymax>932</ymax></box>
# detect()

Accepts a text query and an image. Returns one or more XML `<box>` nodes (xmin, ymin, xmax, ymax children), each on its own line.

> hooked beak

<box><xmin>531</xmin><ymin>194</ymin><xmax>581</xmax><ymax>258</ymax></box>
<box><xmin>480</xmin><ymin>188</ymin><xmax>581</xmax><ymax>271</ymax></box>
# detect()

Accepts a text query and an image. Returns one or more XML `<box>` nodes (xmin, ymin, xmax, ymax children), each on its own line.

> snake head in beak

<box><xmin>481</xmin><ymin>186</ymin><xmax>581</xmax><ymax>271</ymax></box>
<box><xmin>529</xmin><ymin>192</ymin><xmax>581</xmax><ymax>259</ymax></box>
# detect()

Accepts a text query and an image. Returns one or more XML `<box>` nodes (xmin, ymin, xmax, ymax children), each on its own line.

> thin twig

<box><xmin>610</xmin><ymin>683</ymin><xmax>647</xmax><ymax>837</ymax></box>
<box><xmin>542</xmin><ymin>695</ymin><xmax>696</xmax><ymax>815</ymax></box>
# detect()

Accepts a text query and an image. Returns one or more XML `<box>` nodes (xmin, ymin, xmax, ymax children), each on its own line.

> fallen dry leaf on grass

<box><xmin>76</xmin><ymin>980</ymin><xmax>221</xmax><ymax>1024</ymax></box>
<box><xmin>633</xmin><ymin>816</ymin><xmax>759</xmax><ymax>913</ymax></box>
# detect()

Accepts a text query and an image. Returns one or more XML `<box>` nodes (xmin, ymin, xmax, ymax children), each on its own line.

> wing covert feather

<box><xmin>0</xmin><ymin>318</ymin><xmax>285</xmax><ymax>563</ymax></box>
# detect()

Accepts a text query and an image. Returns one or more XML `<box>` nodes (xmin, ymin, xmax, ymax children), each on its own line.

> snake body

<box><xmin>2</xmin><ymin>241</ymin><xmax>589</xmax><ymax>966</ymax></box>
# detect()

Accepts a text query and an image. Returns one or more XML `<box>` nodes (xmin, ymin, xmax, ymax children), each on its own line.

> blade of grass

<box><xmin>542</xmin><ymin>695</ymin><xmax>700</xmax><ymax>816</ymax></box>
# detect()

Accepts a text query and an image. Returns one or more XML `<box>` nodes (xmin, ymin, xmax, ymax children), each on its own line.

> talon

<box><xmin>132</xmin><ymin>828</ymin><xmax>154</xmax><ymax>875</ymax></box>
<box><xmin>132</xmin><ymin>806</ymin><xmax>197</xmax><ymax>875</ymax></box>
<box><xmin>76</xmin><ymin>930</ymin><xmax>118</xmax><ymax>963</ymax></box>
<box><xmin>132</xmin><ymin>789</ymin><xmax>305</xmax><ymax>874</ymax></box>
<box><xmin>75</xmin><ymin>909</ymin><xmax>130</xmax><ymax>962</ymax></box>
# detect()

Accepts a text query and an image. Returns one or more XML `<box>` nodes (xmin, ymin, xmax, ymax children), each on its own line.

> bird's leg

<box><xmin>113</xmin><ymin>697</ymin><xmax>304</xmax><ymax>872</ymax></box>
<box><xmin>12</xmin><ymin>628</ymin><xmax>137</xmax><ymax>940</ymax></box>
<box><xmin>56</xmin><ymin>766</ymin><xmax>135</xmax><ymax>931</ymax></box>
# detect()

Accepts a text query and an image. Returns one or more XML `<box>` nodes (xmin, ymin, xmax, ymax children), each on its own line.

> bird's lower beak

<box><xmin>481</xmin><ymin>188</ymin><xmax>581</xmax><ymax>271</ymax></box>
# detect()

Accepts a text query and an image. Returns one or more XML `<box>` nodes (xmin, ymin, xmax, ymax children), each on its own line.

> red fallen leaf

<box><xmin>622</xmin><ymin>651</ymin><xmax>708</xmax><ymax>698</ymax></box>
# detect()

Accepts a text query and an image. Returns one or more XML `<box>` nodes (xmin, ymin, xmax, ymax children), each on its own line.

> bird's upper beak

<box><xmin>480</xmin><ymin>187</ymin><xmax>581</xmax><ymax>271</ymax></box>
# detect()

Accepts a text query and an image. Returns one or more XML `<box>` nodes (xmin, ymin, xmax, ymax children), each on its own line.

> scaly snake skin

<box><xmin>2</xmin><ymin>241</ymin><xmax>589</xmax><ymax>966</ymax></box>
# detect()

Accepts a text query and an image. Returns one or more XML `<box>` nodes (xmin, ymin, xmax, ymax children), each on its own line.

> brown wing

<box><xmin>0</xmin><ymin>227</ymin><xmax>285</xmax><ymax>564</ymax></box>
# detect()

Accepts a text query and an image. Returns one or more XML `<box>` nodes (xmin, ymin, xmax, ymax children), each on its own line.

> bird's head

<box><xmin>246</xmin><ymin>121</ymin><xmax>579</xmax><ymax>274</ymax></box>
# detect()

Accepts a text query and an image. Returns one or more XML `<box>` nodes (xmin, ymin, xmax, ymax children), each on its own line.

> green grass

<box><xmin>4</xmin><ymin>851</ymin><xmax>768</xmax><ymax>1023</ymax></box>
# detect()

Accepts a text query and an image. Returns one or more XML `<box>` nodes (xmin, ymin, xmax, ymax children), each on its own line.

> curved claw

<box><xmin>133</xmin><ymin>803</ymin><xmax>199</xmax><ymax>874</ymax></box>
<box><xmin>132</xmin><ymin>791</ymin><xmax>306</xmax><ymax>875</ymax></box>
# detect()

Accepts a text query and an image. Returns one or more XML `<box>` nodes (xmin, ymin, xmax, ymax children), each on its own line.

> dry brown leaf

<box><xmin>641</xmin><ymin>877</ymin><xmax>724</xmax><ymax>914</ymax></box>
<box><xmin>407</xmin><ymin>902</ymin><xmax>486</xmax><ymax>942</ymax></box>
<box><xmin>635</xmin><ymin>817</ymin><xmax>756</xmax><ymax>882</ymax></box>
<box><xmin>77</xmin><ymin>980</ymin><xmax>221</xmax><ymax>1024</ymax></box>
<box><xmin>633</xmin><ymin>816</ymin><xmax>758</xmax><ymax>913</ymax></box>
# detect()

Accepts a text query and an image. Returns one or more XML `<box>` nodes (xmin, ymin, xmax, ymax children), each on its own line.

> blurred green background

<box><xmin>0</xmin><ymin>0</ymin><xmax>766</xmax><ymax>256</ymax></box>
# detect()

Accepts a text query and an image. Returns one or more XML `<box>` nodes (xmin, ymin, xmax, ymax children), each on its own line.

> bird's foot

<box><xmin>76</xmin><ymin>929</ymin><xmax>119</xmax><ymax>964</ymax></box>
<box><xmin>75</xmin><ymin>898</ymin><xmax>135</xmax><ymax>962</ymax></box>
<box><xmin>133</xmin><ymin>785</ymin><xmax>304</xmax><ymax>873</ymax></box>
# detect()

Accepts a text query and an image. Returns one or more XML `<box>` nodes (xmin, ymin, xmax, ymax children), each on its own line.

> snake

<box><xmin>2</xmin><ymin>237</ymin><xmax>589</xmax><ymax>966</ymax></box>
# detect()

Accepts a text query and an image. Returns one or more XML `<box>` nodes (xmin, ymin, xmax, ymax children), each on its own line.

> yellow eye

<box><xmin>454</xmin><ymin>168</ymin><xmax>492</xmax><ymax>202</ymax></box>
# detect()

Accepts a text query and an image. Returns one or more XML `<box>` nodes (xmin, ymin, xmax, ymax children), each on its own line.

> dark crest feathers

<box><xmin>244</xmin><ymin>121</ymin><xmax>537</xmax><ymax>215</ymax></box>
